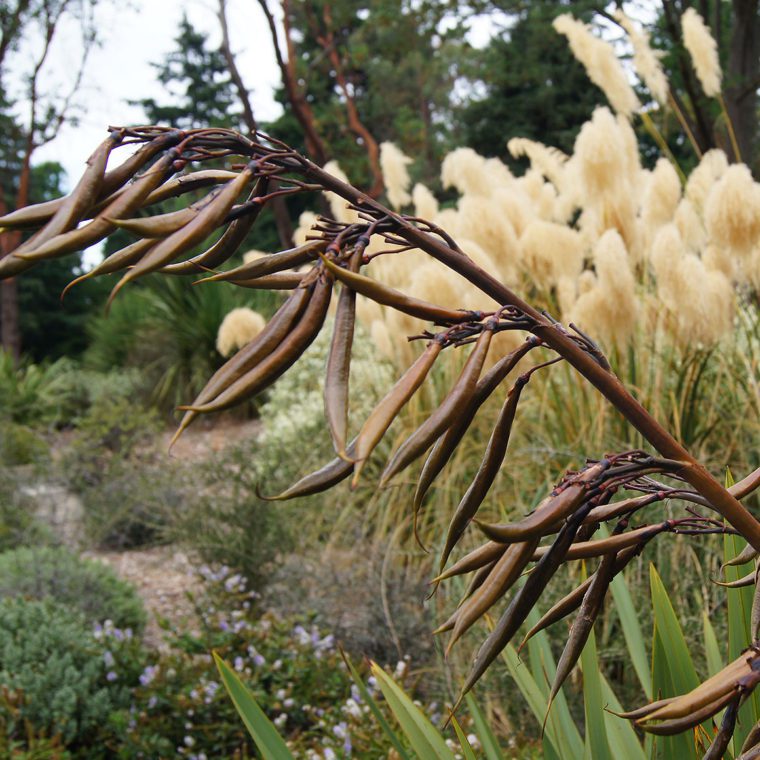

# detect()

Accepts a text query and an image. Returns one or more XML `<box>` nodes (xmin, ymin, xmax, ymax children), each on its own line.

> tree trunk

<box><xmin>726</xmin><ymin>0</ymin><xmax>759</xmax><ymax>167</ymax></box>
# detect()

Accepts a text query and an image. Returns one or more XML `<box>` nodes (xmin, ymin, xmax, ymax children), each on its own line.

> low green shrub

<box><xmin>0</xmin><ymin>423</ymin><xmax>50</xmax><ymax>466</ymax></box>
<box><xmin>0</xmin><ymin>598</ymin><xmax>144</xmax><ymax>755</ymax></box>
<box><xmin>0</xmin><ymin>471</ymin><xmax>54</xmax><ymax>553</ymax></box>
<box><xmin>0</xmin><ymin>546</ymin><xmax>146</xmax><ymax>633</ymax></box>
<box><xmin>121</xmin><ymin>565</ymin><xmax>414</xmax><ymax>759</ymax></box>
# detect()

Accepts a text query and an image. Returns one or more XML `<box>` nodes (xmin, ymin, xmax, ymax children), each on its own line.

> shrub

<box><xmin>0</xmin><ymin>546</ymin><xmax>146</xmax><ymax>633</ymax></box>
<box><xmin>0</xmin><ymin>470</ymin><xmax>54</xmax><ymax>553</ymax></box>
<box><xmin>0</xmin><ymin>423</ymin><xmax>50</xmax><ymax>466</ymax></box>
<box><xmin>0</xmin><ymin>598</ymin><xmax>144</xmax><ymax>753</ymax></box>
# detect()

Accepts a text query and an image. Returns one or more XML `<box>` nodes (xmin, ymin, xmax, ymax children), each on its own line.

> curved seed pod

<box><xmin>455</xmin><ymin>496</ymin><xmax>597</xmax><ymax>705</ymax></box>
<box><xmin>722</xmin><ymin>543</ymin><xmax>758</xmax><ymax>570</ymax></box>
<box><xmin>639</xmin><ymin>652</ymin><xmax>755</xmax><ymax>723</ymax></box>
<box><xmin>225</xmin><ymin>273</ymin><xmax>305</xmax><ymax>290</ymax></box>
<box><xmin>110</xmin><ymin>204</ymin><xmax>204</xmax><ymax>237</ymax></box>
<box><xmin>413</xmin><ymin>339</ymin><xmax>538</xmax><ymax>518</ymax></box>
<box><xmin>637</xmin><ymin>690</ymin><xmax>738</xmax><ymax>736</ymax></box>
<box><xmin>98</xmin><ymin>130</ymin><xmax>183</xmax><ymax>198</ymax></box>
<box><xmin>324</xmin><ymin>248</ymin><xmax>361</xmax><ymax>456</ymax></box>
<box><xmin>0</xmin><ymin>130</ymin><xmax>182</xmax><ymax>232</ymax></box>
<box><xmin>107</xmin><ymin>164</ymin><xmax>256</xmax><ymax>303</ymax></box>
<box><xmin>739</xmin><ymin>747</ymin><xmax>760</xmax><ymax>760</ymax></box>
<box><xmin>141</xmin><ymin>169</ymin><xmax>238</xmax><ymax>206</ymax></box>
<box><xmin>180</xmin><ymin>274</ymin><xmax>333</xmax><ymax>415</ymax></box>
<box><xmin>62</xmin><ymin>238</ymin><xmax>159</xmax><ymax>299</ymax></box>
<box><xmin>381</xmin><ymin>325</ymin><xmax>494</xmax><ymax>487</ymax></box>
<box><xmin>732</xmin><ymin>465</ymin><xmax>760</xmax><ymax>501</ymax></box>
<box><xmin>742</xmin><ymin>719</ymin><xmax>760</xmax><ymax>755</ymax></box>
<box><xmin>170</xmin><ymin>286</ymin><xmax>311</xmax><ymax>445</ymax></box>
<box><xmin>433</xmin><ymin>606</ymin><xmax>462</xmax><ymax>636</ymax></box>
<box><xmin>16</xmin><ymin>149</ymin><xmax>181</xmax><ymax>263</ymax></box>
<box><xmin>531</xmin><ymin>522</ymin><xmax>669</xmax><ymax>562</ymax></box>
<box><xmin>583</xmin><ymin>493</ymin><xmax>662</xmax><ymax>525</ymax></box>
<box><xmin>321</xmin><ymin>255</ymin><xmax>477</xmax><ymax>324</ymax></box>
<box><xmin>0</xmin><ymin>253</ymin><xmax>35</xmax><ymax>278</ymax></box>
<box><xmin>258</xmin><ymin>439</ymin><xmax>357</xmax><ymax>501</ymax></box>
<box><xmin>546</xmin><ymin>550</ymin><xmax>618</xmax><ymax>709</ymax></box>
<box><xmin>458</xmin><ymin>559</ymin><xmax>500</xmax><ymax>605</ymax></box>
<box><xmin>439</xmin><ymin>375</ymin><xmax>525</xmax><ymax>570</ymax></box>
<box><xmin>703</xmin><ymin>694</ymin><xmax>741</xmax><ymax>760</ymax></box>
<box><xmin>433</xmin><ymin>541</ymin><xmax>505</xmax><ymax>583</ymax></box>
<box><xmin>0</xmin><ymin>197</ymin><xmax>68</xmax><ymax>230</ymax></box>
<box><xmin>0</xmin><ymin>133</ymin><xmax>118</xmax><ymax>235</ymax></box>
<box><xmin>751</xmin><ymin>568</ymin><xmax>760</xmax><ymax>640</ymax></box>
<box><xmin>197</xmin><ymin>240</ymin><xmax>324</xmax><ymax>282</ymax></box>
<box><xmin>164</xmin><ymin>178</ymin><xmax>269</xmax><ymax>275</ymax></box>
<box><xmin>519</xmin><ymin>543</ymin><xmax>643</xmax><ymax>651</ymax></box>
<box><xmin>609</xmin><ymin>696</ymin><xmax>679</xmax><ymax>721</ymax></box>
<box><xmin>713</xmin><ymin>570</ymin><xmax>756</xmax><ymax>588</ymax></box>
<box><xmin>351</xmin><ymin>337</ymin><xmax>445</xmax><ymax>488</ymax></box>
<box><xmin>446</xmin><ymin>538</ymin><xmax>539</xmax><ymax>656</ymax></box>
<box><xmin>475</xmin><ymin>462</ymin><xmax>606</xmax><ymax>544</ymax></box>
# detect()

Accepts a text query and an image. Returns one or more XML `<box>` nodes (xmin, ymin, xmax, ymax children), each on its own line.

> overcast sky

<box><xmin>30</xmin><ymin>0</ymin><xmax>283</xmax><ymax>188</ymax></box>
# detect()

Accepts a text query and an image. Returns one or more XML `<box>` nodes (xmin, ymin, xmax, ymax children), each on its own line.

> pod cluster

<box><xmin>3</xmin><ymin>126</ymin><xmax>760</xmax><ymax>747</ymax></box>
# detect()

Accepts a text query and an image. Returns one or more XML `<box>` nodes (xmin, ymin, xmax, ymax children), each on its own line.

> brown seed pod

<box><xmin>321</xmin><ymin>255</ymin><xmax>477</xmax><ymax>325</ymax></box>
<box><xmin>324</xmin><ymin>248</ymin><xmax>362</xmax><ymax>457</ymax></box>
<box><xmin>178</xmin><ymin>273</ymin><xmax>333</xmax><ymax>415</ymax></box>
<box><xmin>170</xmin><ymin>285</ymin><xmax>311</xmax><ymax>445</ymax></box>
<box><xmin>380</xmin><ymin>324</ymin><xmax>495</xmax><ymax>487</ymax></box>
<box><xmin>439</xmin><ymin>374</ymin><xmax>526</xmax><ymax>570</ymax></box>
<box><xmin>351</xmin><ymin>337</ymin><xmax>444</xmax><ymax>487</ymax></box>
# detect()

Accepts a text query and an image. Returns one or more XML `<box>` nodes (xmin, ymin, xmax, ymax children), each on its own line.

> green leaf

<box><xmin>450</xmin><ymin>713</ymin><xmax>479</xmax><ymax>760</ymax></box>
<box><xmin>213</xmin><ymin>652</ymin><xmax>294</xmax><ymax>760</ymax></box>
<box><xmin>703</xmin><ymin>611</ymin><xmax>724</xmax><ymax>678</ymax></box>
<box><xmin>724</xmin><ymin>529</ymin><xmax>760</xmax><ymax>751</ymax></box>
<box><xmin>343</xmin><ymin>654</ymin><xmax>411</xmax><ymax>760</ymax></box>
<box><xmin>579</xmin><ymin>614</ymin><xmax>612</xmax><ymax>759</ymax></box>
<box><xmin>370</xmin><ymin>662</ymin><xmax>456</xmax><ymax>760</ymax></box>
<box><xmin>597</xmin><ymin>523</ymin><xmax>651</xmax><ymax>700</ymax></box>
<box><xmin>649</xmin><ymin>565</ymin><xmax>700</xmax><ymax>759</ymax></box>
<box><xmin>599</xmin><ymin>672</ymin><xmax>647</xmax><ymax>760</ymax></box>
<box><xmin>465</xmin><ymin>693</ymin><xmax>502</xmax><ymax>760</ymax></box>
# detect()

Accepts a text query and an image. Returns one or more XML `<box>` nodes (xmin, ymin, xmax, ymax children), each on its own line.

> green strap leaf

<box><xmin>213</xmin><ymin>652</ymin><xmax>294</xmax><ymax>760</ymax></box>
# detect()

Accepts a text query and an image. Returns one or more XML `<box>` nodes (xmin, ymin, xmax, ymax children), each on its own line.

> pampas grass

<box><xmin>216</xmin><ymin>307</ymin><xmax>266</xmax><ymax>357</ymax></box>
<box><xmin>553</xmin><ymin>13</ymin><xmax>640</xmax><ymax>119</ymax></box>
<box><xmin>681</xmin><ymin>8</ymin><xmax>722</xmax><ymax>97</ymax></box>
<box><xmin>704</xmin><ymin>164</ymin><xmax>760</xmax><ymax>259</ymax></box>
<box><xmin>380</xmin><ymin>142</ymin><xmax>413</xmax><ymax>210</ymax></box>
<box><xmin>615</xmin><ymin>10</ymin><xmax>669</xmax><ymax>106</ymax></box>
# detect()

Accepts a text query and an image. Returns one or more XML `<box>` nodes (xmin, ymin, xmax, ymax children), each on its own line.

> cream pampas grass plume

<box><xmin>569</xmin><ymin>230</ymin><xmax>638</xmax><ymax>345</ymax></box>
<box><xmin>520</xmin><ymin>220</ymin><xmax>584</xmax><ymax>290</ymax></box>
<box><xmin>442</xmin><ymin>148</ymin><xmax>512</xmax><ymax>197</ymax></box>
<box><xmin>674</xmin><ymin>199</ymin><xmax>706</xmax><ymax>252</ymax></box>
<box><xmin>553</xmin><ymin>13</ymin><xmax>640</xmax><ymax>119</ymax></box>
<box><xmin>681</xmin><ymin>8</ymin><xmax>721</xmax><ymax>97</ymax></box>
<box><xmin>323</xmin><ymin>161</ymin><xmax>359</xmax><ymax>223</ymax></box>
<box><xmin>685</xmin><ymin>149</ymin><xmax>728</xmax><ymax>212</ymax></box>
<box><xmin>216</xmin><ymin>308</ymin><xmax>266</xmax><ymax>357</ymax></box>
<box><xmin>242</xmin><ymin>249</ymin><xmax>266</xmax><ymax>264</ymax></box>
<box><xmin>704</xmin><ymin>164</ymin><xmax>760</xmax><ymax>258</ymax></box>
<box><xmin>614</xmin><ymin>10</ymin><xmax>669</xmax><ymax>106</ymax></box>
<box><xmin>412</xmin><ymin>183</ymin><xmax>438</xmax><ymax>220</ymax></box>
<box><xmin>642</xmin><ymin>158</ymin><xmax>681</xmax><ymax>231</ymax></box>
<box><xmin>380</xmin><ymin>142</ymin><xmax>413</xmax><ymax>210</ymax></box>
<box><xmin>507</xmin><ymin>138</ymin><xmax>568</xmax><ymax>189</ymax></box>
<box><xmin>650</xmin><ymin>224</ymin><xmax>733</xmax><ymax>345</ymax></box>
<box><xmin>294</xmin><ymin>210</ymin><xmax>319</xmax><ymax>247</ymax></box>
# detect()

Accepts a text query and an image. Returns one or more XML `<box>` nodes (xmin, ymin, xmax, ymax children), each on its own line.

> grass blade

<box><xmin>370</xmin><ymin>662</ymin><xmax>456</xmax><ymax>759</ymax></box>
<box><xmin>465</xmin><ymin>693</ymin><xmax>502</xmax><ymax>760</ymax></box>
<box><xmin>450</xmin><ymin>713</ymin><xmax>479</xmax><ymax>760</ymax></box>
<box><xmin>213</xmin><ymin>652</ymin><xmax>294</xmax><ymax>760</ymax></box>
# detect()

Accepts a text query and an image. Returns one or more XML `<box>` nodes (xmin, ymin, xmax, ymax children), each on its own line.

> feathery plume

<box><xmin>681</xmin><ymin>8</ymin><xmax>722</xmax><ymax>97</ymax></box>
<box><xmin>216</xmin><ymin>308</ymin><xmax>267</xmax><ymax>357</ymax></box>
<box><xmin>323</xmin><ymin>161</ymin><xmax>360</xmax><ymax>223</ymax></box>
<box><xmin>520</xmin><ymin>220</ymin><xmax>584</xmax><ymax>290</ymax></box>
<box><xmin>242</xmin><ymin>249</ymin><xmax>266</xmax><ymax>264</ymax></box>
<box><xmin>294</xmin><ymin>211</ymin><xmax>319</xmax><ymax>247</ymax></box>
<box><xmin>507</xmin><ymin>138</ymin><xmax>568</xmax><ymax>189</ymax></box>
<box><xmin>704</xmin><ymin>164</ymin><xmax>760</xmax><ymax>258</ymax></box>
<box><xmin>380</xmin><ymin>142</ymin><xmax>413</xmax><ymax>210</ymax></box>
<box><xmin>412</xmin><ymin>183</ymin><xmax>439</xmax><ymax>220</ymax></box>
<box><xmin>674</xmin><ymin>199</ymin><xmax>706</xmax><ymax>253</ymax></box>
<box><xmin>569</xmin><ymin>230</ymin><xmax>638</xmax><ymax>345</ymax></box>
<box><xmin>614</xmin><ymin>10</ymin><xmax>669</xmax><ymax>106</ymax></box>
<box><xmin>642</xmin><ymin>158</ymin><xmax>681</xmax><ymax>231</ymax></box>
<box><xmin>553</xmin><ymin>13</ymin><xmax>640</xmax><ymax>119</ymax></box>
<box><xmin>442</xmin><ymin>148</ymin><xmax>513</xmax><ymax>197</ymax></box>
<box><xmin>685</xmin><ymin>149</ymin><xmax>728</xmax><ymax>212</ymax></box>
